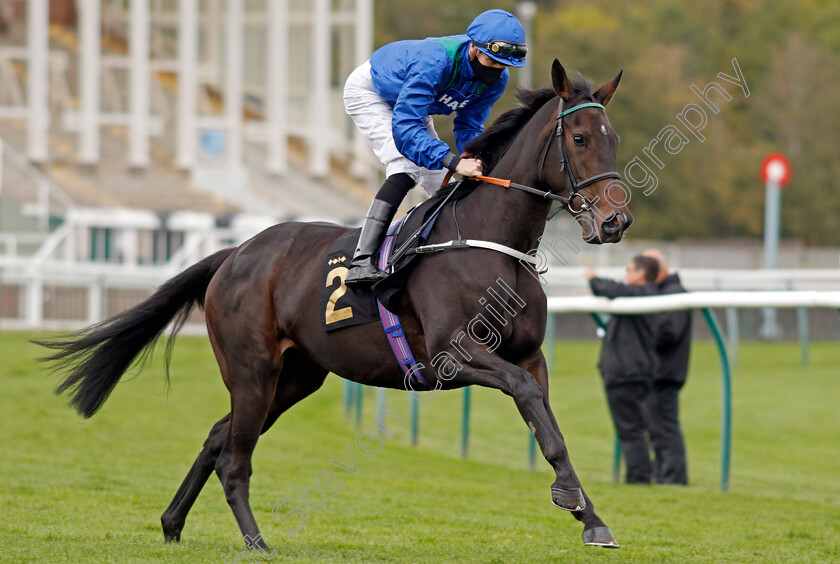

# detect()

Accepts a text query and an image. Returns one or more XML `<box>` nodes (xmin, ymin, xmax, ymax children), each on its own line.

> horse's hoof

<box><xmin>583</xmin><ymin>526</ymin><xmax>619</xmax><ymax>548</ymax></box>
<box><xmin>244</xmin><ymin>533</ymin><xmax>271</xmax><ymax>552</ymax></box>
<box><xmin>550</xmin><ymin>485</ymin><xmax>586</xmax><ymax>512</ymax></box>
<box><xmin>161</xmin><ymin>520</ymin><xmax>183</xmax><ymax>543</ymax></box>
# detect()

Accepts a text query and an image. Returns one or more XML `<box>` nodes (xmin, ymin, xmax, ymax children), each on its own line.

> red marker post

<box><xmin>759</xmin><ymin>153</ymin><xmax>791</xmax><ymax>339</ymax></box>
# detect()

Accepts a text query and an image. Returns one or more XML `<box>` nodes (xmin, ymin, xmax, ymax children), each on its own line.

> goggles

<box><xmin>474</xmin><ymin>40</ymin><xmax>528</xmax><ymax>61</ymax></box>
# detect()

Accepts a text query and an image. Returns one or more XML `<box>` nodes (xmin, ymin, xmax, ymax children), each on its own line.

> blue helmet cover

<box><xmin>467</xmin><ymin>9</ymin><xmax>527</xmax><ymax>68</ymax></box>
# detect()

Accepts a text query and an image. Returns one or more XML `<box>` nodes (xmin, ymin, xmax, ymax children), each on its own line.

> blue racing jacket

<box><xmin>370</xmin><ymin>35</ymin><xmax>509</xmax><ymax>170</ymax></box>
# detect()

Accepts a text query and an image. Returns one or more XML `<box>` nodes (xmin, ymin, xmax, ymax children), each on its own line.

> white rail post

<box><xmin>797</xmin><ymin>307</ymin><xmax>809</xmax><ymax>366</ymax></box>
<box><xmin>87</xmin><ymin>276</ymin><xmax>104</xmax><ymax>324</ymax></box>
<box><xmin>79</xmin><ymin>0</ymin><xmax>101</xmax><ymax>164</ymax></box>
<box><xmin>0</xmin><ymin>137</ymin><xmax>5</xmax><ymax>194</ymax></box>
<box><xmin>206</xmin><ymin>0</ymin><xmax>221</xmax><ymax>84</ymax></box>
<box><xmin>129</xmin><ymin>0</ymin><xmax>151</xmax><ymax>167</ymax></box>
<box><xmin>225</xmin><ymin>0</ymin><xmax>243</xmax><ymax>166</ymax></box>
<box><xmin>176</xmin><ymin>0</ymin><xmax>198</xmax><ymax>169</ymax></box>
<box><xmin>266</xmin><ymin>0</ymin><xmax>289</xmax><ymax>175</ymax></box>
<box><xmin>350</xmin><ymin>0</ymin><xmax>373</xmax><ymax>179</ymax></box>
<box><xmin>25</xmin><ymin>273</ymin><xmax>44</xmax><ymax>328</ymax></box>
<box><xmin>310</xmin><ymin>0</ymin><xmax>331</xmax><ymax>177</ymax></box>
<box><xmin>27</xmin><ymin>0</ymin><xmax>49</xmax><ymax>162</ymax></box>
<box><xmin>760</xmin><ymin>179</ymin><xmax>782</xmax><ymax>339</ymax></box>
<box><xmin>516</xmin><ymin>1</ymin><xmax>537</xmax><ymax>90</ymax></box>
<box><xmin>716</xmin><ymin>280</ymin><xmax>739</xmax><ymax>365</ymax></box>
<box><xmin>725</xmin><ymin>308</ymin><xmax>739</xmax><ymax>366</ymax></box>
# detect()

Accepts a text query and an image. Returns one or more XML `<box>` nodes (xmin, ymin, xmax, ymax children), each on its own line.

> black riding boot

<box><xmin>345</xmin><ymin>199</ymin><xmax>400</xmax><ymax>284</ymax></box>
<box><xmin>346</xmin><ymin>173</ymin><xmax>414</xmax><ymax>285</ymax></box>
<box><xmin>344</xmin><ymin>172</ymin><xmax>414</xmax><ymax>284</ymax></box>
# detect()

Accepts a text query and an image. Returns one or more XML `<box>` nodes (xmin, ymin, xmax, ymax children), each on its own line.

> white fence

<box><xmin>2</xmin><ymin>259</ymin><xmax>840</xmax><ymax>332</ymax></box>
<box><xmin>0</xmin><ymin>262</ymin><xmax>172</xmax><ymax>331</ymax></box>
<box><xmin>541</xmin><ymin>267</ymin><xmax>840</xmax><ymax>296</ymax></box>
<box><xmin>546</xmin><ymin>291</ymin><xmax>840</xmax><ymax>313</ymax></box>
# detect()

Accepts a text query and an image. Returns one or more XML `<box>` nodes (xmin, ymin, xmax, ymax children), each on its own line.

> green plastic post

<box><xmin>461</xmin><ymin>387</ymin><xmax>471</xmax><ymax>458</ymax></box>
<box><xmin>354</xmin><ymin>382</ymin><xmax>363</xmax><ymax>429</ymax></box>
<box><xmin>528</xmin><ymin>432</ymin><xmax>537</xmax><ymax>471</ymax></box>
<box><xmin>343</xmin><ymin>380</ymin><xmax>352</xmax><ymax>419</ymax></box>
<box><xmin>612</xmin><ymin>435</ymin><xmax>621</xmax><ymax>483</ymax></box>
<box><xmin>544</xmin><ymin>312</ymin><xmax>556</xmax><ymax>377</ymax></box>
<box><xmin>797</xmin><ymin>308</ymin><xmax>809</xmax><ymax>366</ymax></box>
<box><xmin>410</xmin><ymin>393</ymin><xmax>419</xmax><ymax>446</ymax></box>
<box><xmin>376</xmin><ymin>387</ymin><xmax>386</xmax><ymax>434</ymax></box>
<box><xmin>702</xmin><ymin>308</ymin><xmax>732</xmax><ymax>493</ymax></box>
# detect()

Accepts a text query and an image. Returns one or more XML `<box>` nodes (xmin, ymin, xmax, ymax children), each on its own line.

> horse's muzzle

<box><xmin>600</xmin><ymin>211</ymin><xmax>632</xmax><ymax>241</ymax></box>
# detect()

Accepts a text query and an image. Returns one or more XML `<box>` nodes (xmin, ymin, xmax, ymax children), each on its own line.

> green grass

<box><xmin>1</xmin><ymin>332</ymin><xmax>838</xmax><ymax>563</ymax></box>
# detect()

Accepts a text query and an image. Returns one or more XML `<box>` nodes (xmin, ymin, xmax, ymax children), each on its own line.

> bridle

<box><xmin>476</xmin><ymin>97</ymin><xmax>621</xmax><ymax>214</ymax></box>
<box><xmin>537</xmin><ymin>98</ymin><xmax>620</xmax><ymax>212</ymax></box>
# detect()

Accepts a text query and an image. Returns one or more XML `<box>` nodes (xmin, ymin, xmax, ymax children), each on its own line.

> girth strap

<box><xmin>411</xmin><ymin>238</ymin><xmax>546</xmax><ymax>272</ymax></box>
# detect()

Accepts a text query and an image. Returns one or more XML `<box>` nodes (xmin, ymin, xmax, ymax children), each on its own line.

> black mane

<box><xmin>464</xmin><ymin>78</ymin><xmax>595</xmax><ymax>172</ymax></box>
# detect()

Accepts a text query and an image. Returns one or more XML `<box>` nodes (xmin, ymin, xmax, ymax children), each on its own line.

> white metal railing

<box><xmin>541</xmin><ymin>267</ymin><xmax>840</xmax><ymax>294</ymax></box>
<box><xmin>0</xmin><ymin>259</ymin><xmax>181</xmax><ymax>331</ymax></box>
<box><xmin>3</xmin><ymin>253</ymin><xmax>840</xmax><ymax>331</ymax></box>
<box><xmin>0</xmin><ymin>232</ymin><xmax>50</xmax><ymax>258</ymax></box>
<box><xmin>546</xmin><ymin>291</ymin><xmax>840</xmax><ymax>314</ymax></box>
<box><xmin>0</xmin><ymin>135</ymin><xmax>76</xmax><ymax>225</ymax></box>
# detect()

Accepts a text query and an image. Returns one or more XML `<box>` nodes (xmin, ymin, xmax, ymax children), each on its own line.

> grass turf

<box><xmin>1</xmin><ymin>332</ymin><xmax>838</xmax><ymax>563</ymax></box>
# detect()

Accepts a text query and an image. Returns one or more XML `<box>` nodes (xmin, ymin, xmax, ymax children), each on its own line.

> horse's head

<box><xmin>545</xmin><ymin>60</ymin><xmax>631</xmax><ymax>244</ymax></box>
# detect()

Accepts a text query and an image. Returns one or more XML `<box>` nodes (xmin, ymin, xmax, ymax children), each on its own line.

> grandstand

<box><xmin>0</xmin><ymin>1</ymin><xmax>838</xmax><ymax>340</ymax></box>
<box><xmin>0</xmin><ymin>0</ymin><xmax>375</xmax><ymax>264</ymax></box>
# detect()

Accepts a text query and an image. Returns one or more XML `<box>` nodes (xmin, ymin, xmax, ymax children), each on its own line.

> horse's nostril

<box><xmin>601</xmin><ymin>212</ymin><xmax>625</xmax><ymax>234</ymax></box>
<box><xmin>603</xmin><ymin>213</ymin><xmax>617</xmax><ymax>225</ymax></box>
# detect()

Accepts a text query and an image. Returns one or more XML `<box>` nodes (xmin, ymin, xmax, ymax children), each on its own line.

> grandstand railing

<box><xmin>0</xmin><ymin>135</ymin><xmax>76</xmax><ymax>226</ymax></box>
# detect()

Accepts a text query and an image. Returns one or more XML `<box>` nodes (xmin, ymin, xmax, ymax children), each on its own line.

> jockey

<box><xmin>343</xmin><ymin>9</ymin><xmax>527</xmax><ymax>284</ymax></box>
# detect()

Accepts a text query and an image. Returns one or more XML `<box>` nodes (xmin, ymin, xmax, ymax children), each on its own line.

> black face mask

<box><xmin>470</xmin><ymin>55</ymin><xmax>504</xmax><ymax>85</ymax></box>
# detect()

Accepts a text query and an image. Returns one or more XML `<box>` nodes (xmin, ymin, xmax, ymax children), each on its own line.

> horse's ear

<box><xmin>551</xmin><ymin>59</ymin><xmax>573</xmax><ymax>101</ymax></box>
<box><xmin>593</xmin><ymin>70</ymin><xmax>623</xmax><ymax>107</ymax></box>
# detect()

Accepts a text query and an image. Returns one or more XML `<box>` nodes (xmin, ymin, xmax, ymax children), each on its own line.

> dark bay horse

<box><xmin>37</xmin><ymin>60</ymin><xmax>631</xmax><ymax>550</ymax></box>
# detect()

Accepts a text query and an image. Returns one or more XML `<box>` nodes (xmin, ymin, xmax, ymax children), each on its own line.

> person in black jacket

<box><xmin>586</xmin><ymin>255</ymin><xmax>660</xmax><ymax>484</ymax></box>
<box><xmin>643</xmin><ymin>249</ymin><xmax>691</xmax><ymax>485</ymax></box>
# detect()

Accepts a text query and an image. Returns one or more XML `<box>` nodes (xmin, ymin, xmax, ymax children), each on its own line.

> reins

<box><xmin>444</xmin><ymin>98</ymin><xmax>620</xmax><ymax>214</ymax></box>
<box><xmin>388</xmin><ymin>98</ymin><xmax>621</xmax><ymax>270</ymax></box>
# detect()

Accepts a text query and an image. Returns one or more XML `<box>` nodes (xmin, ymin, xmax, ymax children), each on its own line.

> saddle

<box><xmin>320</xmin><ymin>180</ymin><xmax>477</xmax><ymax>332</ymax></box>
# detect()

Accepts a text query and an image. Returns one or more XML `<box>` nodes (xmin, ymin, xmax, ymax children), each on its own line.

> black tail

<box><xmin>35</xmin><ymin>248</ymin><xmax>236</xmax><ymax>418</ymax></box>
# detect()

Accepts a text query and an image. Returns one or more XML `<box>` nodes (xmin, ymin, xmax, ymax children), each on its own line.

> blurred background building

<box><xmin>0</xmin><ymin>0</ymin><xmax>838</xmax><ymax>337</ymax></box>
<box><xmin>0</xmin><ymin>0</ymin><xmax>375</xmax><ymax>262</ymax></box>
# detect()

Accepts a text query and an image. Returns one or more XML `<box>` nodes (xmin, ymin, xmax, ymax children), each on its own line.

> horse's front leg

<box><xmin>439</xmin><ymin>341</ymin><xmax>583</xmax><ymax>507</ymax></box>
<box><xmin>518</xmin><ymin>352</ymin><xmax>619</xmax><ymax>548</ymax></box>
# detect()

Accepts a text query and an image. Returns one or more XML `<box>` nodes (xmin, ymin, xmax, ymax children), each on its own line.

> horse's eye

<box><xmin>573</xmin><ymin>134</ymin><xmax>585</xmax><ymax>146</ymax></box>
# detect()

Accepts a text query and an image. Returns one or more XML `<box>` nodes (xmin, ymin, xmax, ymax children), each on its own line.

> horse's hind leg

<box><xmin>161</xmin><ymin>413</ymin><xmax>232</xmax><ymax>542</ymax></box>
<box><xmin>256</xmin><ymin>349</ymin><xmax>328</xmax><ymax>434</ymax></box>
<box><xmin>214</xmin><ymin>348</ymin><xmax>328</xmax><ymax>549</ymax></box>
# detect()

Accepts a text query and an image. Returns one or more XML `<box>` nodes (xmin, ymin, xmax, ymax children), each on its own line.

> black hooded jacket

<box><xmin>652</xmin><ymin>273</ymin><xmax>692</xmax><ymax>385</ymax></box>
<box><xmin>589</xmin><ymin>277</ymin><xmax>659</xmax><ymax>386</ymax></box>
